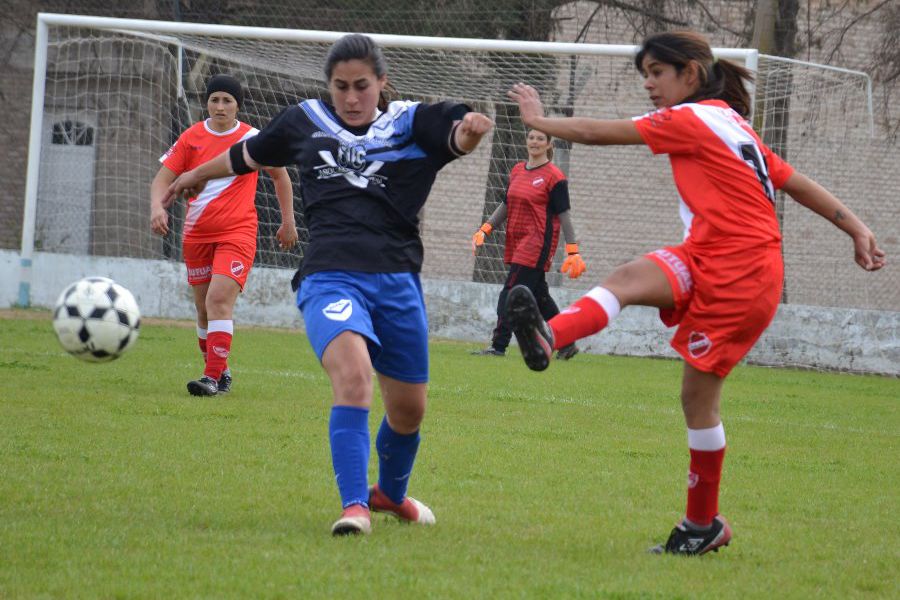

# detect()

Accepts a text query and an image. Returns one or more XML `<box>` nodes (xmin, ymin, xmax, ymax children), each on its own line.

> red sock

<box><xmin>549</xmin><ymin>297</ymin><xmax>610</xmax><ymax>349</ymax></box>
<box><xmin>204</xmin><ymin>331</ymin><xmax>232</xmax><ymax>380</ymax></box>
<box><xmin>686</xmin><ymin>447</ymin><xmax>726</xmax><ymax>527</ymax></box>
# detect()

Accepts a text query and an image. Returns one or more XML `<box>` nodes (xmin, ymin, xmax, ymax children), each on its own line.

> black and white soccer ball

<box><xmin>52</xmin><ymin>277</ymin><xmax>141</xmax><ymax>362</ymax></box>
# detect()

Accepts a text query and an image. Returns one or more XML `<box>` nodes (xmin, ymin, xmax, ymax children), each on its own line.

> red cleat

<box><xmin>331</xmin><ymin>504</ymin><xmax>371</xmax><ymax>536</ymax></box>
<box><xmin>369</xmin><ymin>485</ymin><xmax>436</xmax><ymax>525</ymax></box>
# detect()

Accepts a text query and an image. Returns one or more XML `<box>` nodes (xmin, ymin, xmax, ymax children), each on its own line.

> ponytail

<box><xmin>636</xmin><ymin>31</ymin><xmax>754</xmax><ymax>118</ymax></box>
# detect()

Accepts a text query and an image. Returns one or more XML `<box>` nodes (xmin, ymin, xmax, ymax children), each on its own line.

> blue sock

<box><xmin>376</xmin><ymin>416</ymin><xmax>421</xmax><ymax>505</ymax></box>
<box><xmin>329</xmin><ymin>406</ymin><xmax>370</xmax><ymax>508</ymax></box>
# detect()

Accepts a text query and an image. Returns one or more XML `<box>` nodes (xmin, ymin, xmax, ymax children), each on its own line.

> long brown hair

<box><xmin>635</xmin><ymin>31</ymin><xmax>754</xmax><ymax>117</ymax></box>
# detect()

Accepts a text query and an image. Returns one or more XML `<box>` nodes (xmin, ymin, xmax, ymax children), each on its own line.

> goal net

<box><xmin>22</xmin><ymin>15</ymin><xmax>895</xmax><ymax>319</ymax></box>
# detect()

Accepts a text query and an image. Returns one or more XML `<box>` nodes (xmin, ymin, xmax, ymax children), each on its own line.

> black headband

<box><xmin>205</xmin><ymin>74</ymin><xmax>243</xmax><ymax>108</ymax></box>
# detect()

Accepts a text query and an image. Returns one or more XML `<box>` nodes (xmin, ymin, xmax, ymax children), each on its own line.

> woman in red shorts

<box><xmin>150</xmin><ymin>75</ymin><xmax>296</xmax><ymax>397</ymax></box>
<box><xmin>506</xmin><ymin>31</ymin><xmax>885</xmax><ymax>555</ymax></box>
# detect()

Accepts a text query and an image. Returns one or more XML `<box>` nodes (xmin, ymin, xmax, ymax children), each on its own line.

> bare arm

<box><xmin>264</xmin><ymin>166</ymin><xmax>298</xmax><ymax>250</ymax></box>
<box><xmin>167</xmin><ymin>148</ymin><xmax>245</xmax><ymax>201</ymax></box>
<box><xmin>781</xmin><ymin>171</ymin><xmax>886</xmax><ymax>271</ymax></box>
<box><xmin>507</xmin><ymin>83</ymin><xmax>644</xmax><ymax>146</ymax></box>
<box><xmin>150</xmin><ymin>166</ymin><xmax>177</xmax><ymax>236</ymax></box>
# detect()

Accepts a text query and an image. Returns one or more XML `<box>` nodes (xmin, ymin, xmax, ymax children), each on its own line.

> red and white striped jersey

<box><xmin>160</xmin><ymin>119</ymin><xmax>260</xmax><ymax>243</ymax></box>
<box><xmin>633</xmin><ymin>99</ymin><xmax>794</xmax><ymax>256</ymax></box>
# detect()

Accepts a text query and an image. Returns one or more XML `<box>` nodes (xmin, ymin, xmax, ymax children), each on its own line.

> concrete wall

<box><xmin>2</xmin><ymin>249</ymin><xmax>896</xmax><ymax>375</ymax></box>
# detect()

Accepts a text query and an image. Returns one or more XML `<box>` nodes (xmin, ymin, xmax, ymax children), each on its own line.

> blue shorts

<box><xmin>297</xmin><ymin>271</ymin><xmax>429</xmax><ymax>383</ymax></box>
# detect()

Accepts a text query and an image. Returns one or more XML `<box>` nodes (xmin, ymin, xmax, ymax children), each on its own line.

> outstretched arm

<box><xmin>781</xmin><ymin>171</ymin><xmax>885</xmax><ymax>271</ymax></box>
<box><xmin>507</xmin><ymin>83</ymin><xmax>643</xmax><ymax>145</ymax></box>
<box><xmin>167</xmin><ymin>143</ymin><xmax>263</xmax><ymax>202</ymax></box>
<box><xmin>264</xmin><ymin>166</ymin><xmax>297</xmax><ymax>250</ymax></box>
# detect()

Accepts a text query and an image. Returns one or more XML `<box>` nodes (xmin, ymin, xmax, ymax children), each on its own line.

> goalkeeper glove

<box><xmin>472</xmin><ymin>222</ymin><xmax>492</xmax><ymax>254</ymax></box>
<box><xmin>561</xmin><ymin>243</ymin><xmax>586</xmax><ymax>279</ymax></box>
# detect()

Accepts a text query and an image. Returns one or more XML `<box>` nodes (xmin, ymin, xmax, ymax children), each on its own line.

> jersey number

<box><xmin>739</xmin><ymin>142</ymin><xmax>775</xmax><ymax>205</ymax></box>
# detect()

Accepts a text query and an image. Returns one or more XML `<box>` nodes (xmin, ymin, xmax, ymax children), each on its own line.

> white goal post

<box><xmin>17</xmin><ymin>12</ymin><xmax>759</xmax><ymax>307</ymax></box>
<box><xmin>15</xmin><ymin>13</ymin><xmax>896</xmax><ymax>374</ymax></box>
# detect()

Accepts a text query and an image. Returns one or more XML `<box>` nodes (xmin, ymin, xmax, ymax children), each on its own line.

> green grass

<box><xmin>0</xmin><ymin>312</ymin><xmax>898</xmax><ymax>599</ymax></box>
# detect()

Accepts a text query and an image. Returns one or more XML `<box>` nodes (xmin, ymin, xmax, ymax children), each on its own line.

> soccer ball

<box><xmin>52</xmin><ymin>277</ymin><xmax>141</xmax><ymax>362</ymax></box>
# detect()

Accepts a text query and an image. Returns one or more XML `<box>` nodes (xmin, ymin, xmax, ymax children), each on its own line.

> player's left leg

<box><xmin>371</xmin><ymin>376</ymin><xmax>434</xmax><ymax>525</ymax></box>
<box><xmin>367</xmin><ymin>272</ymin><xmax>434</xmax><ymax>526</ymax></box>
<box><xmin>190</xmin><ymin>274</ymin><xmax>241</xmax><ymax>395</ymax></box>
<box><xmin>650</xmin><ymin>364</ymin><xmax>732</xmax><ymax>555</ymax></box>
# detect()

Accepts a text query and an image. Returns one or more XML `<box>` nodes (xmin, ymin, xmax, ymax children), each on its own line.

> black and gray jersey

<box><xmin>246</xmin><ymin>99</ymin><xmax>470</xmax><ymax>276</ymax></box>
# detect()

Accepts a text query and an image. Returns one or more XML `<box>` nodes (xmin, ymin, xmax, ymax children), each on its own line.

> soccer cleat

<box><xmin>556</xmin><ymin>343</ymin><xmax>579</xmax><ymax>360</ymax></box>
<box><xmin>649</xmin><ymin>515</ymin><xmax>733</xmax><ymax>556</ymax></box>
<box><xmin>470</xmin><ymin>347</ymin><xmax>505</xmax><ymax>357</ymax></box>
<box><xmin>331</xmin><ymin>504</ymin><xmax>372</xmax><ymax>536</ymax></box>
<box><xmin>368</xmin><ymin>485</ymin><xmax>436</xmax><ymax>525</ymax></box>
<box><xmin>506</xmin><ymin>285</ymin><xmax>554</xmax><ymax>372</ymax></box>
<box><xmin>187</xmin><ymin>376</ymin><xmax>219</xmax><ymax>397</ymax></box>
<box><xmin>217</xmin><ymin>369</ymin><xmax>232</xmax><ymax>393</ymax></box>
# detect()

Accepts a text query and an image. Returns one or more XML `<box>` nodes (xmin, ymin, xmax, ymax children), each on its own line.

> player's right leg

<box><xmin>184</xmin><ymin>242</ymin><xmax>217</xmax><ymax>396</ymax></box>
<box><xmin>299</xmin><ymin>272</ymin><xmax>378</xmax><ymax>536</ymax></box>
<box><xmin>322</xmin><ymin>332</ymin><xmax>375</xmax><ymax>536</ymax></box>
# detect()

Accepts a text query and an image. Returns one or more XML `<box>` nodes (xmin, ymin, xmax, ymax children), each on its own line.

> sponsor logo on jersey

<box><xmin>652</xmin><ymin>249</ymin><xmax>693</xmax><ymax>294</ymax></box>
<box><xmin>212</xmin><ymin>345</ymin><xmax>229</xmax><ymax>358</ymax></box>
<box><xmin>230</xmin><ymin>261</ymin><xmax>245</xmax><ymax>277</ymax></box>
<box><xmin>315</xmin><ymin>148</ymin><xmax>386</xmax><ymax>189</ymax></box>
<box><xmin>687</xmin><ymin>471</ymin><xmax>700</xmax><ymax>489</ymax></box>
<box><xmin>323</xmin><ymin>299</ymin><xmax>353</xmax><ymax>321</ymax></box>
<box><xmin>532</xmin><ymin>177</ymin><xmax>545</xmax><ymax>187</ymax></box>
<box><xmin>688</xmin><ymin>331</ymin><xmax>712</xmax><ymax>358</ymax></box>
<box><xmin>187</xmin><ymin>265</ymin><xmax>212</xmax><ymax>279</ymax></box>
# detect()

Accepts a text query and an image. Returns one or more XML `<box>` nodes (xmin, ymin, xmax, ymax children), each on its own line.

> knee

<box><xmin>205</xmin><ymin>291</ymin><xmax>232</xmax><ymax>317</ymax></box>
<box><xmin>330</xmin><ymin>363</ymin><xmax>373</xmax><ymax>406</ymax></box>
<box><xmin>389</xmin><ymin>403</ymin><xmax>425</xmax><ymax>432</ymax></box>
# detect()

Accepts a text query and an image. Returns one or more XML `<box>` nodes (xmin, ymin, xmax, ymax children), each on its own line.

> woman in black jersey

<box><xmin>471</xmin><ymin>128</ymin><xmax>586</xmax><ymax>359</ymax></box>
<box><xmin>168</xmin><ymin>34</ymin><xmax>493</xmax><ymax>536</ymax></box>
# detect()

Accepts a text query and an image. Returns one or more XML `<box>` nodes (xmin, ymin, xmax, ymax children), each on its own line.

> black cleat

<box><xmin>649</xmin><ymin>515</ymin><xmax>733</xmax><ymax>556</ymax></box>
<box><xmin>505</xmin><ymin>285</ymin><xmax>554</xmax><ymax>372</ymax></box>
<box><xmin>556</xmin><ymin>343</ymin><xmax>579</xmax><ymax>360</ymax></box>
<box><xmin>187</xmin><ymin>376</ymin><xmax>219</xmax><ymax>397</ymax></box>
<box><xmin>217</xmin><ymin>369</ymin><xmax>232</xmax><ymax>393</ymax></box>
<box><xmin>471</xmin><ymin>347</ymin><xmax>505</xmax><ymax>357</ymax></box>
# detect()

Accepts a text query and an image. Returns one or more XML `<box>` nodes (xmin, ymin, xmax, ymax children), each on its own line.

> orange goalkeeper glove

<box><xmin>561</xmin><ymin>243</ymin><xmax>586</xmax><ymax>279</ymax></box>
<box><xmin>471</xmin><ymin>222</ymin><xmax>492</xmax><ymax>254</ymax></box>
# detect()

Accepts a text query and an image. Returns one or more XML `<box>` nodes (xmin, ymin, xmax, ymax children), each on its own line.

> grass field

<box><xmin>1</xmin><ymin>310</ymin><xmax>897</xmax><ymax>598</ymax></box>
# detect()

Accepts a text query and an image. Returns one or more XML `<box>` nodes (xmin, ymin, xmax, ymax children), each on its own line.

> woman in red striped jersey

<box><xmin>150</xmin><ymin>75</ymin><xmax>297</xmax><ymax>397</ymax></box>
<box><xmin>471</xmin><ymin>128</ymin><xmax>586</xmax><ymax>359</ymax></box>
<box><xmin>506</xmin><ymin>31</ymin><xmax>885</xmax><ymax>556</ymax></box>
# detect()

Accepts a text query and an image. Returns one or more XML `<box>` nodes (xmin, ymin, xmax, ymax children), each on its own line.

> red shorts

<box><xmin>646</xmin><ymin>243</ymin><xmax>783</xmax><ymax>377</ymax></box>
<box><xmin>183</xmin><ymin>238</ymin><xmax>256</xmax><ymax>289</ymax></box>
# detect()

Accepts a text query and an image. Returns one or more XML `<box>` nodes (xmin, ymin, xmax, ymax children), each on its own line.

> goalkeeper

<box><xmin>471</xmin><ymin>128</ymin><xmax>585</xmax><ymax>359</ymax></box>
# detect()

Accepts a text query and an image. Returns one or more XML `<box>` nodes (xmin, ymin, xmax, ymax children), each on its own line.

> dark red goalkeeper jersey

<box><xmin>503</xmin><ymin>161</ymin><xmax>570</xmax><ymax>271</ymax></box>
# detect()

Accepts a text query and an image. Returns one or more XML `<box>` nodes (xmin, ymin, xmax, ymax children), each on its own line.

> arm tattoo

<box><xmin>833</xmin><ymin>209</ymin><xmax>846</xmax><ymax>222</ymax></box>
